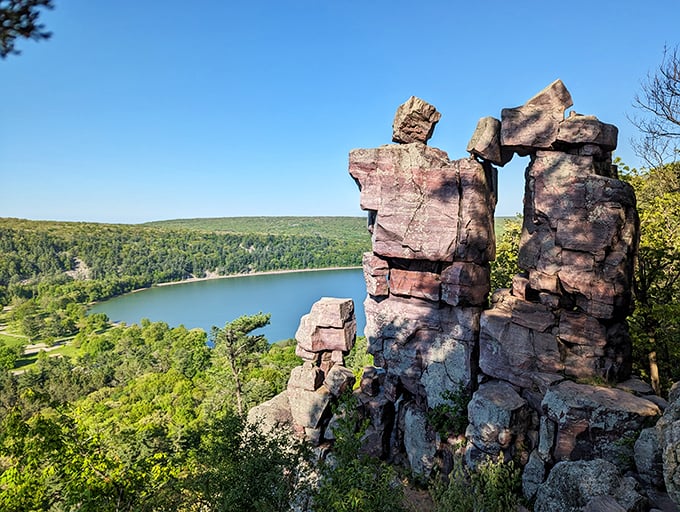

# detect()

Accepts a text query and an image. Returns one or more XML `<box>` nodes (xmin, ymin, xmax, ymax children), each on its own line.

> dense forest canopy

<box><xmin>0</xmin><ymin>216</ymin><xmax>370</xmax><ymax>306</ymax></box>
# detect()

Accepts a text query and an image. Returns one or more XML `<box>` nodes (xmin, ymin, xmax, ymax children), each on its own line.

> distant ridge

<box><xmin>143</xmin><ymin>216</ymin><xmax>517</xmax><ymax>240</ymax></box>
<box><xmin>142</xmin><ymin>216</ymin><xmax>369</xmax><ymax>241</ymax></box>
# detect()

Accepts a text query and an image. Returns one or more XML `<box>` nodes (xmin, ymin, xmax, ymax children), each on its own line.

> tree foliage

<box><xmin>620</xmin><ymin>160</ymin><xmax>680</xmax><ymax>393</ymax></box>
<box><xmin>210</xmin><ymin>313</ymin><xmax>271</xmax><ymax>415</ymax></box>
<box><xmin>490</xmin><ymin>217</ymin><xmax>521</xmax><ymax>292</ymax></box>
<box><xmin>0</xmin><ymin>0</ymin><xmax>53</xmax><ymax>58</ymax></box>
<box><xmin>0</xmin><ymin>315</ymin><xmax>307</xmax><ymax>510</ymax></box>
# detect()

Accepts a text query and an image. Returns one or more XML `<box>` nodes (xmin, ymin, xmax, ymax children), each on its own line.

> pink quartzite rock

<box><xmin>362</xmin><ymin>252</ymin><xmax>389</xmax><ymax>297</ymax></box>
<box><xmin>457</xmin><ymin>158</ymin><xmax>497</xmax><ymax>262</ymax></box>
<box><xmin>287</xmin><ymin>363</ymin><xmax>324</xmax><ymax>391</ymax></box>
<box><xmin>349</xmin><ymin>144</ymin><xmax>496</xmax><ymax>262</ymax></box>
<box><xmin>467</xmin><ymin>116</ymin><xmax>513</xmax><ymax>166</ymax></box>
<box><xmin>556</xmin><ymin>113</ymin><xmax>618</xmax><ymax>151</ymax></box>
<box><xmin>501</xmin><ymin>79</ymin><xmax>573</xmax><ymax>153</ymax></box>
<box><xmin>479</xmin><ymin>303</ymin><xmax>563</xmax><ymax>389</ymax></box>
<box><xmin>288</xmin><ymin>385</ymin><xmax>332</xmax><ymax>429</ymax></box>
<box><xmin>295</xmin><ymin>298</ymin><xmax>357</xmax><ymax>353</ymax></box>
<box><xmin>296</xmin><ymin>313</ymin><xmax>356</xmax><ymax>353</ymax></box>
<box><xmin>441</xmin><ymin>262</ymin><xmax>490</xmax><ymax>306</ymax></box>
<box><xmin>392</xmin><ymin>96</ymin><xmax>442</xmax><ymax>144</ymax></box>
<box><xmin>309</xmin><ymin>297</ymin><xmax>355</xmax><ymax>328</ymax></box>
<box><xmin>389</xmin><ymin>268</ymin><xmax>441</xmax><ymax>301</ymax></box>
<box><xmin>324</xmin><ymin>365</ymin><xmax>356</xmax><ymax>397</ymax></box>
<box><xmin>466</xmin><ymin>380</ymin><xmax>532</xmax><ymax>459</ymax></box>
<box><xmin>542</xmin><ymin>381</ymin><xmax>660</xmax><ymax>464</ymax></box>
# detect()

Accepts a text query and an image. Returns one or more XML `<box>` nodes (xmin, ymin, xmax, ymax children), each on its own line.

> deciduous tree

<box><xmin>631</xmin><ymin>44</ymin><xmax>680</xmax><ymax>167</ymax></box>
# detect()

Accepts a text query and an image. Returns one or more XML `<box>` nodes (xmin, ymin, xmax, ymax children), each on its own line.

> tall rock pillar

<box><xmin>349</xmin><ymin>96</ymin><xmax>497</xmax><ymax>472</ymax></box>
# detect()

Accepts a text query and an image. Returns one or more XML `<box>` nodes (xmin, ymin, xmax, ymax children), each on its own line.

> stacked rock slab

<box><xmin>248</xmin><ymin>297</ymin><xmax>357</xmax><ymax>445</ymax></box>
<box><xmin>466</xmin><ymin>81</ymin><xmax>662</xmax><ymax>507</ymax></box>
<box><xmin>349</xmin><ymin>96</ymin><xmax>497</xmax><ymax>473</ymax></box>
<box><xmin>349</xmin><ymin>83</ymin><xmax>663</xmax><ymax>508</ymax></box>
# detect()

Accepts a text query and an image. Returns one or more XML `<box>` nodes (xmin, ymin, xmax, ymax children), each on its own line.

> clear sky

<box><xmin>2</xmin><ymin>0</ymin><xmax>679</xmax><ymax>224</ymax></box>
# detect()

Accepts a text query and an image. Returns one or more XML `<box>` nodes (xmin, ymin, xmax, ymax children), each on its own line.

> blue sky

<box><xmin>1</xmin><ymin>0</ymin><xmax>679</xmax><ymax>224</ymax></box>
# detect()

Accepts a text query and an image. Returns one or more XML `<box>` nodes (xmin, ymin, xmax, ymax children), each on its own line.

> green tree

<box><xmin>490</xmin><ymin>217</ymin><xmax>521</xmax><ymax>292</ymax></box>
<box><xmin>0</xmin><ymin>0</ymin><xmax>53</xmax><ymax>58</ymax></box>
<box><xmin>621</xmin><ymin>161</ymin><xmax>680</xmax><ymax>393</ymax></box>
<box><xmin>210</xmin><ymin>313</ymin><xmax>271</xmax><ymax>415</ymax></box>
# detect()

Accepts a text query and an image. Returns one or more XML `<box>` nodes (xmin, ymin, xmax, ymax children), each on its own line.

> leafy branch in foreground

<box><xmin>0</xmin><ymin>0</ymin><xmax>53</xmax><ymax>58</ymax></box>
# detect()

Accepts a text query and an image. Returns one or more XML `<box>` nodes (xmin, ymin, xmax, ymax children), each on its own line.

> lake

<box><xmin>89</xmin><ymin>268</ymin><xmax>367</xmax><ymax>343</ymax></box>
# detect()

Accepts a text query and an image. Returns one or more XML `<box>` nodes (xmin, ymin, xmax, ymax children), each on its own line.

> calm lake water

<box><xmin>89</xmin><ymin>268</ymin><xmax>366</xmax><ymax>343</ymax></box>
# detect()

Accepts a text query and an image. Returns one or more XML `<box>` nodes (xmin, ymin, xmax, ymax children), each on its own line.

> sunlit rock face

<box><xmin>350</xmin><ymin>96</ymin><xmax>497</xmax><ymax>475</ymax></box>
<box><xmin>349</xmin><ymin>83</ymin><xmax>648</xmax><ymax>501</ymax></box>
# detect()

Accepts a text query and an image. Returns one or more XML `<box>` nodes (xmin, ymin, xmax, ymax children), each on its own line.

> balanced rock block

<box><xmin>392</xmin><ymin>96</ymin><xmax>441</xmax><ymax>144</ymax></box>
<box><xmin>501</xmin><ymin>79</ymin><xmax>573</xmax><ymax>153</ymax></box>
<box><xmin>295</xmin><ymin>298</ymin><xmax>357</xmax><ymax>353</ymax></box>
<box><xmin>467</xmin><ymin>116</ymin><xmax>513</xmax><ymax>166</ymax></box>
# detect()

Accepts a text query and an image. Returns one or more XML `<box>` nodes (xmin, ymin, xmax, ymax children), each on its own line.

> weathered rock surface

<box><xmin>403</xmin><ymin>403</ymin><xmax>437</xmax><ymax>476</ymax></box>
<box><xmin>501</xmin><ymin>79</ymin><xmax>573</xmax><ymax>153</ymax></box>
<box><xmin>467</xmin><ymin>116</ymin><xmax>513</xmax><ymax>166</ymax></box>
<box><xmin>534</xmin><ymin>459</ymin><xmax>646</xmax><ymax>512</ymax></box>
<box><xmin>635</xmin><ymin>426</ymin><xmax>665</xmax><ymax>488</ymax></box>
<box><xmin>247</xmin><ymin>298</ymin><xmax>359</xmax><ymax>446</ymax></box>
<box><xmin>350</xmin><ymin>145</ymin><xmax>496</xmax><ymax>262</ymax></box>
<box><xmin>295</xmin><ymin>297</ymin><xmax>356</xmax><ymax>354</ymax></box>
<box><xmin>465</xmin><ymin>380</ymin><xmax>532</xmax><ymax>464</ymax></box>
<box><xmin>657</xmin><ymin>393</ymin><xmax>680</xmax><ymax>505</ymax></box>
<box><xmin>392</xmin><ymin>96</ymin><xmax>441</xmax><ymax>144</ymax></box>
<box><xmin>347</xmin><ymin>82</ymin><xmax>641</xmax><ymax>496</ymax></box>
<box><xmin>247</xmin><ymin>391</ymin><xmax>293</xmax><ymax>435</ymax></box>
<box><xmin>542</xmin><ymin>381</ymin><xmax>660</xmax><ymax>465</ymax></box>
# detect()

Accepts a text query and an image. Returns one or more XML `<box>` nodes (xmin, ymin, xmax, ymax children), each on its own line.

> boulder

<box><xmin>295</xmin><ymin>298</ymin><xmax>357</xmax><ymax>353</ymax></box>
<box><xmin>287</xmin><ymin>363</ymin><xmax>324</xmax><ymax>391</ymax></box>
<box><xmin>501</xmin><ymin>79</ymin><xmax>573</xmax><ymax>152</ymax></box>
<box><xmin>324</xmin><ymin>365</ymin><xmax>356</xmax><ymax>397</ymax></box>
<box><xmin>556</xmin><ymin>113</ymin><xmax>618</xmax><ymax>151</ymax></box>
<box><xmin>467</xmin><ymin>116</ymin><xmax>513</xmax><ymax>166</ymax></box>
<box><xmin>465</xmin><ymin>380</ymin><xmax>531</xmax><ymax>461</ymax></box>
<box><xmin>542</xmin><ymin>381</ymin><xmax>661</xmax><ymax>465</ymax></box>
<box><xmin>534</xmin><ymin>459</ymin><xmax>646</xmax><ymax>512</ymax></box>
<box><xmin>307</xmin><ymin>297</ymin><xmax>355</xmax><ymax>328</ymax></box>
<box><xmin>247</xmin><ymin>391</ymin><xmax>293</xmax><ymax>435</ymax></box>
<box><xmin>634</xmin><ymin>426</ymin><xmax>664</xmax><ymax>488</ymax></box>
<box><xmin>392</xmin><ymin>96</ymin><xmax>441</xmax><ymax>144</ymax></box>
<box><xmin>287</xmin><ymin>386</ymin><xmax>332</xmax><ymax>431</ymax></box>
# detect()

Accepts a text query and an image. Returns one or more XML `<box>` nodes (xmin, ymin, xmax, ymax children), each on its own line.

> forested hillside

<box><xmin>0</xmin><ymin>217</ymin><xmax>370</xmax><ymax>306</ymax></box>
<box><xmin>144</xmin><ymin>216</ymin><xmax>369</xmax><ymax>241</ymax></box>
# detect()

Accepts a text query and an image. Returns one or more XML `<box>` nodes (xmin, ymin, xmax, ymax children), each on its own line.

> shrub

<box><xmin>431</xmin><ymin>454</ymin><xmax>522</xmax><ymax>512</ymax></box>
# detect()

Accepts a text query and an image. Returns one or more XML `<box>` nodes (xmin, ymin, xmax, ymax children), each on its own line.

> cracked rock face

<box><xmin>348</xmin><ymin>84</ymin><xmax>640</xmax><ymax>493</ymax></box>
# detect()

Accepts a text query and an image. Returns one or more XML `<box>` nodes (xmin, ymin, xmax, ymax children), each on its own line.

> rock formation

<box><xmin>248</xmin><ymin>297</ymin><xmax>357</xmax><ymax>444</ymax></box>
<box><xmin>250</xmin><ymin>80</ymin><xmax>679</xmax><ymax>511</ymax></box>
<box><xmin>348</xmin><ymin>82</ymin><xmax>672</xmax><ymax>509</ymax></box>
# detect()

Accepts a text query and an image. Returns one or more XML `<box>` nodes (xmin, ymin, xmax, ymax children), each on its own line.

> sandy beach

<box><xmin>154</xmin><ymin>266</ymin><xmax>362</xmax><ymax>288</ymax></box>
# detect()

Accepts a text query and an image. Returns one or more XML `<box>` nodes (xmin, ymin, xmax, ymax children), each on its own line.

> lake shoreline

<box><xmin>153</xmin><ymin>266</ymin><xmax>363</xmax><ymax>288</ymax></box>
